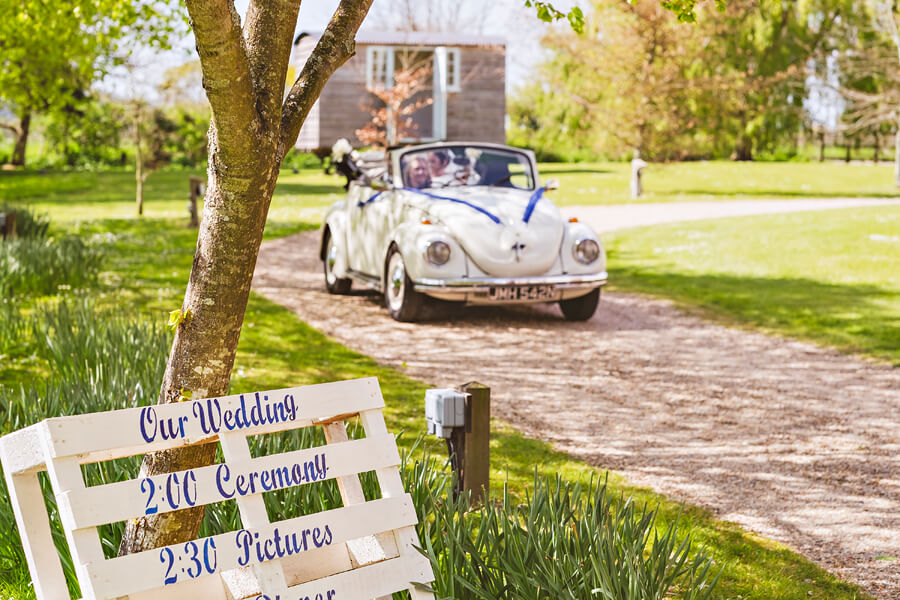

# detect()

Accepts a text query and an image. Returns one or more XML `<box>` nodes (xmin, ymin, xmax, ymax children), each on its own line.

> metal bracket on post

<box><xmin>425</xmin><ymin>388</ymin><xmax>467</xmax><ymax>439</ymax></box>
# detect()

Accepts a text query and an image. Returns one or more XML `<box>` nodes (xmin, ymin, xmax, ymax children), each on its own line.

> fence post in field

<box><xmin>1</xmin><ymin>211</ymin><xmax>16</xmax><ymax>240</ymax></box>
<box><xmin>455</xmin><ymin>381</ymin><xmax>490</xmax><ymax>504</ymax></box>
<box><xmin>188</xmin><ymin>176</ymin><xmax>204</xmax><ymax>228</ymax></box>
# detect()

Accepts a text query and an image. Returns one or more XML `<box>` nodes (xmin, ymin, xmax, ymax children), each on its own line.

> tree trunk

<box><xmin>11</xmin><ymin>109</ymin><xmax>30</xmax><ymax>167</ymax></box>
<box><xmin>819</xmin><ymin>131</ymin><xmax>825</xmax><ymax>162</ymax></box>
<box><xmin>733</xmin><ymin>119</ymin><xmax>753</xmax><ymax>161</ymax></box>
<box><xmin>874</xmin><ymin>131</ymin><xmax>880</xmax><ymax>164</ymax></box>
<box><xmin>894</xmin><ymin>123</ymin><xmax>900</xmax><ymax>187</ymax></box>
<box><xmin>134</xmin><ymin>107</ymin><xmax>144</xmax><ymax>216</ymax></box>
<box><xmin>118</xmin><ymin>130</ymin><xmax>280</xmax><ymax>553</ymax></box>
<box><xmin>136</xmin><ymin>176</ymin><xmax>144</xmax><ymax>216</ymax></box>
<box><xmin>118</xmin><ymin>0</ymin><xmax>374</xmax><ymax>556</ymax></box>
<box><xmin>733</xmin><ymin>136</ymin><xmax>753</xmax><ymax>161</ymax></box>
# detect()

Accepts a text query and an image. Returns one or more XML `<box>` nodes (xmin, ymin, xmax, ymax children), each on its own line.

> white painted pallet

<box><xmin>0</xmin><ymin>377</ymin><xmax>435</xmax><ymax>600</ymax></box>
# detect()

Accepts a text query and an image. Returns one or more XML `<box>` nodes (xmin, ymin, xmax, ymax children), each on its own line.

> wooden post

<box><xmin>453</xmin><ymin>381</ymin><xmax>490</xmax><ymax>505</ymax></box>
<box><xmin>188</xmin><ymin>176</ymin><xmax>204</xmax><ymax>228</ymax></box>
<box><xmin>1</xmin><ymin>211</ymin><xmax>16</xmax><ymax>241</ymax></box>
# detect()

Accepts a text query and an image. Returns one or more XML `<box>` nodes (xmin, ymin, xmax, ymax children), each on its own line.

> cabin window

<box><xmin>446</xmin><ymin>48</ymin><xmax>461</xmax><ymax>92</ymax></box>
<box><xmin>366</xmin><ymin>46</ymin><xmax>394</xmax><ymax>90</ymax></box>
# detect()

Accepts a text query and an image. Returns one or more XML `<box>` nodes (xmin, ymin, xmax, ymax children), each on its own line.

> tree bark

<box><xmin>11</xmin><ymin>109</ymin><xmax>31</xmax><ymax>167</ymax></box>
<box><xmin>119</xmin><ymin>0</ymin><xmax>374</xmax><ymax>556</ymax></box>
<box><xmin>733</xmin><ymin>135</ymin><xmax>753</xmax><ymax>161</ymax></box>
<box><xmin>733</xmin><ymin>114</ymin><xmax>753</xmax><ymax>161</ymax></box>
<box><xmin>134</xmin><ymin>105</ymin><xmax>144</xmax><ymax>216</ymax></box>
<box><xmin>895</xmin><ymin>121</ymin><xmax>900</xmax><ymax>187</ymax></box>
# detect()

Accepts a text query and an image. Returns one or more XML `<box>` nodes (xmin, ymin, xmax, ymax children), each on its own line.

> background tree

<box><xmin>159</xmin><ymin>61</ymin><xmax>209</xmax><ymax>110</ymax></box>
<box><xmin>0</xmin><ymin>0</ymin><xmax>178</xmax><ymax>166</ymax></box>
<box><xmin>42</xmin><ymin>95</ymin><xmax>128</xmax><ymax>168</ymax></box>
<box><xmin>827</xmin><ymin>0</ymin><xmax>900</xmax><ymax>182</ymax></box>
<box><xmin>695</xmin><ymin>0</ymin><xmax>850</xmax><ymax>160</ymax></box>
<box><xmin>356</xmin><ymin>52</ymin><xmax>434</xmax><ymax>147</ymax></box>
<box><xmin>511</xmin><ymin>0</ymin><xmax>851</xmax><ymax>161</ymax></box>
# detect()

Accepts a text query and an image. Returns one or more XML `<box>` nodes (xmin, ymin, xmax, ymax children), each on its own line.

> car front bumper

<box><xmin>413</xmin><ymin>272</ymin><xmax>607</xmax><ymax>303</ymax></box>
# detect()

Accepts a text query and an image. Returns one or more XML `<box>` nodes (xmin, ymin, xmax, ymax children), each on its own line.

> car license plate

<box><xmin>488</xmin><ymin>285</ymin><xmax>556</xmax><ymax>301</ymax></box>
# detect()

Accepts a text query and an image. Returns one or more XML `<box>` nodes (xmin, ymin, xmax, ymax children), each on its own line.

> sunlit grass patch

<box><xmin>0</xmin><ymin>167</ymin><xmax>346</xmax><ymax>226</ymax></box>
<box><xmin>541</xmin><ymin>161</ymin><xmax>900</xmax><ymax>206</ymax></box>
<box><xmin>0</xmin><ymin>181</ymin><xmax>881</xmax><ymax>598</ymax></box>
<box><xmin>606</xmin><ymin>204</ymin><xmax>900</xmax><ymax>364</ymax></box>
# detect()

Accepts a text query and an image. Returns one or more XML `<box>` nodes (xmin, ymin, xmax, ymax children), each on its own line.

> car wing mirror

<box><xmin>544</xmin><ymin>178</ymin><xmax>560</xmax><ymax>191</ymax></box>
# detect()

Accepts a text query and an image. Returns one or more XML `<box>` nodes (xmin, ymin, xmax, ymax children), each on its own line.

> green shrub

<box><xmin>0</xmin><ymin>236</ymin><xmax>104</xmax><ymax>297</ymax></box>
<box><xmin>282</xmin><ymin>149</ymin><xmax>326</xmax><ymax>171</ymax></box>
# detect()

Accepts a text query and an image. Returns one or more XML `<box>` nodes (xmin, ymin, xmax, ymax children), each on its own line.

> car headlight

<box><xmin>425</xmin><ymin>240</ymin><xmax>451</xmax><ymax>265</ymax></box>
<box><xmin>573</xmin><ymin>238</ymin><xmax>600</xmax><ymax>264</ymax></box>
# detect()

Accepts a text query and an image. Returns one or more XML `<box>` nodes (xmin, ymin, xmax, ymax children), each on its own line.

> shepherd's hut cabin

<box><xmin>292</xmin><ymin>31</ymin><xmax>506</xmax><ymax>151</ymax></box>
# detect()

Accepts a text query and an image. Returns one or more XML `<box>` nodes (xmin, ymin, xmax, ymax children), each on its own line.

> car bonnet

<box><xmin>411</xmin><ymin>186</ymin><xmax>564</xmax><ymax>277</ymax></box>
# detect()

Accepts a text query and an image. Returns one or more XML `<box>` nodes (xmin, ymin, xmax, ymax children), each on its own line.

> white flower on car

<box><xmin>331</xmin><ymin>138</ymin><xmax>353</xmax><ymax>163</ymax></box>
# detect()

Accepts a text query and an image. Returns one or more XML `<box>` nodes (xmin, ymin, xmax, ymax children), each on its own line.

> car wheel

<box><xmin>559</xmin><ymin>288</ymin><xmax>600</xmax><ymax>321</ymax></box>
<box><xmin>323</xmin><ymin>230</ymin><xmax>351</xmax><ymax>294</ymax></box>
<box><xmin>384</xmin><ymin>246</ymin><xmax>425</xmax><ymax>321</ymax></box>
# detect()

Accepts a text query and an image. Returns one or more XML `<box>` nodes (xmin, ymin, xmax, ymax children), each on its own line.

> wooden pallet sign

<box><xmin>0</xmin><ymin>377</ymin><xmax>435</xmax><ymax>600</ymax></box>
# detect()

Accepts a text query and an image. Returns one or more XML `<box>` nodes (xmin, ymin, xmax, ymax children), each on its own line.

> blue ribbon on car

<box><xmin>356</xmin><ymin>191</ymin><xmax>384</xmax><ymax>207</ymax></box>
<box><xmin>358</xmin><ymin>186</ymin><xmax>548</xmax><ymax>226</ymax></box>
<box><xmin>400</xmin><ymin>188</ymin><xmax>503</xmax><ymax>224</ymax></box>
<box><xmin>522</xmin><ymin>186</ymin><xmax>547</xmax><ymax>224</ymax></box>
<box><xmin>358</xmin><ymin>187</ymin><xmax>502</xmax><ymax>224</ymax></box>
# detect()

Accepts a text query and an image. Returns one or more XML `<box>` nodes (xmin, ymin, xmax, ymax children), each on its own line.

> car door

<box><xmin>348</xmin><ymin>188</ymin><xmax>394</xmax><ymax>277</ymax></box>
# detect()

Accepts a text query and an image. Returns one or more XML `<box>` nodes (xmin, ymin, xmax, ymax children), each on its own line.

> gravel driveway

<box><xmin>252</xmin><ymin>199</ymin><xmax>900</xmax><ymax>598</ymax></box>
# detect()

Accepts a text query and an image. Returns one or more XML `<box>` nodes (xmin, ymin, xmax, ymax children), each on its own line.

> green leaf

<box><xmin>167</xmin><ymin>307</ymin><xmax>191</xmax><ymax>330</ymax></box>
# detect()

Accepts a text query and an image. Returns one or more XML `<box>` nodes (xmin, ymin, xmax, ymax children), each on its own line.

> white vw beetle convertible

<box><xmin>320</xmin><ymin>142</ymin><xmax>607</xmax><ymax>322</ymax></box>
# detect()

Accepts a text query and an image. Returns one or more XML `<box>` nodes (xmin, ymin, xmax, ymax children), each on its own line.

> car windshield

<box><xmin>399</xmin><ymin>146</ymin><xmax>535</xmax><ymax>191</ymax></box>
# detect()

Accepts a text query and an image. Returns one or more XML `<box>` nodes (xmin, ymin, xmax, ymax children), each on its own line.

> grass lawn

<box><xmin>2</xmin><ymin>160</ymin><xmax>897</xmax><ymax>226</ymax></box>
<box><xmin>542</xmin><ymin>160</ymin><xmax>900</xmax><ymax>206</ymax></box>
<box><xmin>0</xmin><ymin>168</ymin><xmax>344</xmax><ymax>228</ymax></box>
<box><xmin>0</xmin><ymin>166</ymin><xmax>886</xmax><ymax>599</ymax></box>
<box><xmin>606</xmin><ymin>204</ymin><xmax>900</xmax><ymax>365</ymax></box>
<box><xmin>4</xmin><ymin>216</ymin><xmax>865</xmax><ymax>600</ymax></box>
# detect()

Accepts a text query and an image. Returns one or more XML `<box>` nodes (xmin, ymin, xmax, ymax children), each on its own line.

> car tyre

<box><xmin>323</xmin><ymin>230</ymin><xmax>351</xmax><ymax>294</ymax></box>
<box><xmin>384</xmin><ymin>245</ymin><xmax>425</xmax><ymax>321</ymax></box>
<box><xmin>559</xmin><ymin>288</ymin><xmax>600</xmax><ymax>321</ymax></box>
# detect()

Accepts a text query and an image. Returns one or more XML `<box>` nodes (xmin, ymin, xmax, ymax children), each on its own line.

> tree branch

<box><xmin>0</xmin><ymin>122</ymin><xmax>19</xmax><ymax>135</ymax></box>
<box><xmin>184</xmin><ymin>0</ymin><xmax>258</xmax><ymax>159</ymax></box>
<box><xmin>278</xmin><ymin>0</ymin><xmax>374</xmax><ymax>160</ymax></box>
<box><xmin>243</xmin><ymin>0</ymin><xmax>301</xmax><ymax>129</ymax></box>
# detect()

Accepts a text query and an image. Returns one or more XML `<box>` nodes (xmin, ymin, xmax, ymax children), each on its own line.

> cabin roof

<box><xmin>293</xmin><ymin>30</ymin><xmax>506</xmax><ymax>48</ymax></box>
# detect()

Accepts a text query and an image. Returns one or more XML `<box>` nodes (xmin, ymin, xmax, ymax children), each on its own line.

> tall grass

<box><xmin>414</xmin><ymin>464</ymin><xmax>721</xmax><ymax>600</ymax></box>
<box><xmin>0</xmin><ymin>204</ymin><xmax>50</xmax><ymax>239</ymax></box>
<box><xmin>0</xmin><ymin>236</ymin><xmax>104</xmax><ymax>298</ymax></box>
<box><xmin>0</xmin><ymin>299</ymin><xmax>29</xmax><ymax>357</ymax></box>
<box><xmin>0</xmin><ymin>204</ymin><xmax>102</xmax><ymax>298</ymax></box>
<box><xmin>0</xmin><ymin>302</ymin><xmax>719</xmax><ymax>600</ymax></box>
<box><xmin>0</xmin><ymin>300</ymin><xmax>171</xmax><ymax>593</ymax></box>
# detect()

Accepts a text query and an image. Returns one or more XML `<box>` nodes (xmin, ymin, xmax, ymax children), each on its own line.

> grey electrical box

<box><xmin>425</xmin><ymin>388</ymin><xmax>468</xmax><ymax>439</ymax></box>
